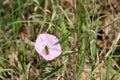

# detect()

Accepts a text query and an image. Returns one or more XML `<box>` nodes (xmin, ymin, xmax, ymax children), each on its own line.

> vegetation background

<box><xmin>0</xmin><ymin>0</ymin><xmax>120</xmax><ymax>80</ymax></box>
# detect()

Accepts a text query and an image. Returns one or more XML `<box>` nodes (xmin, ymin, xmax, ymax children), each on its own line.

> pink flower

<box><xmin>35</xmin><ymin>33</ymin><xmax>62</xmax><ymax>61</ymax></box>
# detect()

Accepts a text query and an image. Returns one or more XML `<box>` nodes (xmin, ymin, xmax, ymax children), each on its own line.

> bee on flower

<box><xmin>35</xmin><ymin>33</ymin><xmax>62</xmax><ymax>61</ymax></box>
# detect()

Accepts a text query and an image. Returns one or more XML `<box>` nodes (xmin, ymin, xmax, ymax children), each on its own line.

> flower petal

<box><xmin>35</xmin><ymin>33</ymin><xmax>62</xmax><ymax>61</ymax></box>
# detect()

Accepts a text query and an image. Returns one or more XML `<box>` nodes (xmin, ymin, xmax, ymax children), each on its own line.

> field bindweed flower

<box><xmin>35</xmin><ymin>33</ymin><xmax>62</xmax><ymax>61</ymax></box>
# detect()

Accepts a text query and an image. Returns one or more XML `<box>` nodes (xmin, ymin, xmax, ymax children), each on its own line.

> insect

<box><xmin>43</xmin><ymin>46</ymin><xmax>49</xmax><ymax>55</ymax></box>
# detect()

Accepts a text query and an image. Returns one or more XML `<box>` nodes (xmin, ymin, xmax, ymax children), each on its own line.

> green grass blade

<box><xmin>42</xmin><ymin>65</ymin><xmax>63</xmax><ymax>80</ymax></box>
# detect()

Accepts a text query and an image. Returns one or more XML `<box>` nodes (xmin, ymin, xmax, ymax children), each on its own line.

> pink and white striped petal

<box><xmin>35</xmin><ymin>33</ymin><xmax>62</xmax><ymax>61</ymax></box>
